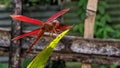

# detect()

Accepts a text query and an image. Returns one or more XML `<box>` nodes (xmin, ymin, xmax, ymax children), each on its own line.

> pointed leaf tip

<box><xmin>27</xmin><ymin>29</ymin><xmax>69</xmax><ymax>68</ymax></box>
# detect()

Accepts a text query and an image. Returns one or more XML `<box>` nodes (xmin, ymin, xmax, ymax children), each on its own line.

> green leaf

<box><xmin>100</xmin><ymin>16</ymin><xmax>106</xmax><ymax>25</ymax></box>
<box><xmin>95</xmin><ymin>21</ymin><xmax>103</xmax><ymax>27</ymax></box>
<box><xmin>78</xmin><ymin>0</ymin><xmax>87</xmax><ymax>7</ymax></box>
<box><xmin>78</xmin><ymin>23</ymin><xmax>84</xmax><ymax>33</ymax></box>
<box><xmin>100</xmin><ymin>65</ymin><xmax>107</xmax><ymax>68</ymax></box>
<box><xmin>78</xmin><ymin>0</ymin><xmax>84</xmax><ymax>7</ymax></box>
<box><xmin>114</xmin><ymin>24</ymin><xmax>120</xmax><ymax>29</ymax></box>
<box><xmin>96</xmin><ymin>14</ymin><xmax>101</xmax><ymax>20</ymax></box>
<box><xmin>110</xmin><ymin>64</ymin><xmax>117</xmax><ymax>68</ymax></box>
<box><xmin>0</xmin><ymin>63</ymin><xmax>8</xmax><ymax>68</ymax></box>
<box><xmin>22</xmin><ymin>58</ymin><xmax>32</xmax><ymax>68</ymax></box>
<box><xmin>114</xmin><ymin>31</ymin><xmax>120</xmax><ymax>38</ymax></box>
<box><xmin>106</xmin><ymin>26</ymin><xmax>114</xmax><ymax>32</ymax></box>
<box><xmin>103</xmin><ymin>30</ymin><xmax>107</xmax><ymax>38</ymax></box>
<box><xmin>27</xmin><ymin>29</ymin><xmax>70</xmax><ymax>68</ymax></box>
<box><xmin>73</xmin><ymin>25</ymin><xmax>79</xmax><ymax>31</ymax></box>
<box><xmin>92</xmin><ymin>64</ymin><xmax>98</xmax><ymax>68</ymax></box>
<box><xmin>78</xmin><ymin>10</ymin><xmax>83</xmax><ymax>15</ymax></box>
<box><xmin>81</xmin><ymin>13</ymin><xmax>86</xmax><ymax>20</ymax></box>
<box><xmin>98</xmin><ymin>6</ymin><xmax>105</xmax><ymax>14</ymax></box>
<box><xmin>99</xmin><ymin>1</ymin><xmax>108</xmax><ymax>8</ymax></box>
<box><xmin>105</xmin><ymin>14</ymin><xmax>112</xmax><ymax>22</ymax></box>
<box><xmin>95</xmin><ymin>28</ymin><xmax>103</xmax><ymax>37</ymax></box>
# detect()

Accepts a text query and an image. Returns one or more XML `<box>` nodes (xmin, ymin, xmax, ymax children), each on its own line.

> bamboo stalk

<box><xmin>82</xmin><ymin>0</ymin><xmax>98</xmax><ymax>68</ymax></box>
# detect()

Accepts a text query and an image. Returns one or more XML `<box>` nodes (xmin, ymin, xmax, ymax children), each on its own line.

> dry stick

<box><xmin>82</xmin><ymin>0</ymin><xmax>98</xmax><ymax>68</ymax></box>
<box><xmin>9</xmin><ymin>0</ymin><xmax>22</xmax><ymax>68</ymax></box>
<box><xmin>1</xmin><ymin>28</ymin><xmax>120</xmax><ymax>65</ymax></box>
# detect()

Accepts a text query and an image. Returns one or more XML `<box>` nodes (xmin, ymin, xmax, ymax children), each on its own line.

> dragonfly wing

<box><xmin>46</xmin><ymin>8</ymin><xmax>70</xmax><ymax>23</ymax></box>
<box><xmin>12</xmin><ymin>28</ymin><xmax>40</xmax><ymax>40</ymax></box>
<box><xmin>10</xmin><ymin>15</ymin><xmax>44</xmax><ymax>26</ymax></box>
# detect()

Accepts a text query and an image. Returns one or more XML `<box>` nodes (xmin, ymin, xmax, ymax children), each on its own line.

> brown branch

<box><xmin>9</xmin><ymin>0</ymin><xmax>22</xmax><ymax>68</ymax></box>
<box><xmin>0</xmin><ymin>29</ymin><xmax>120</xmax><ymax>65</ymax></box>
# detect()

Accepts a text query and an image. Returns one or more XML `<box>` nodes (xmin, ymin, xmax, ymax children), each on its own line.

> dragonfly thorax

<box><xmin>42</xmin><ymin>23</ymin><xmax>56</xmax><ymax>32</ymax></box>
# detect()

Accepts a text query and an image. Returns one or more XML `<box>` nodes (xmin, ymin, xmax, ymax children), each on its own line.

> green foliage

<box><xmin>75</xmin><ymin>0</ymin><xmax>120</xmax><ymax>39</ymax></box>
<box><xmin>94</xmin><ymin>1</ymin><xmax>114</xmax><ymax>38</ymax></box>
<box><xmin>100</xmin><ymin>65</ymin><xmax>108</xmax><ymax>68</ymax></box>
<box><xmin>66</xmin><ymin>62</ymin><xmax>81</xmax><ymax>68</ymax></box>
<box><xmin>0</xmin><ymin>0</ymin><xmax>12</xmax><ymax>8</ymax></box>
<box><xmin>22</xmin><ymin>58</ymin><xmax>32</xmax><ymax>68</ymax></box>
<box><xmin>111</xmin><ymin>24</ymin><xmax>120</xmax><ymax>39</ymax></box>
<box><xmin>0</xmin><ymin>63</ymin><xmax>8</xmax><ymax>68</ymax></box>
<box><xmin>73</xmin><ymin>23</ymin><xmax>84</xmax><ymax>36</ymax></box>
<box><xmin>72</xmin><ymin>0</ymin><xmax>88</xmax><ymax>36</ymax></box>
<box><xmin>110</xmin><ymin>64</ymin><xmax>117</xmax><ymax>68</ymax></box>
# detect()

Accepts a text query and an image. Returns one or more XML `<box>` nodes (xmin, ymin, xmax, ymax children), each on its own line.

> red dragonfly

<box><xmin>11</xmin><ymin>8</ymin><xmax>72</xmax><ymax>52</ymax></box>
